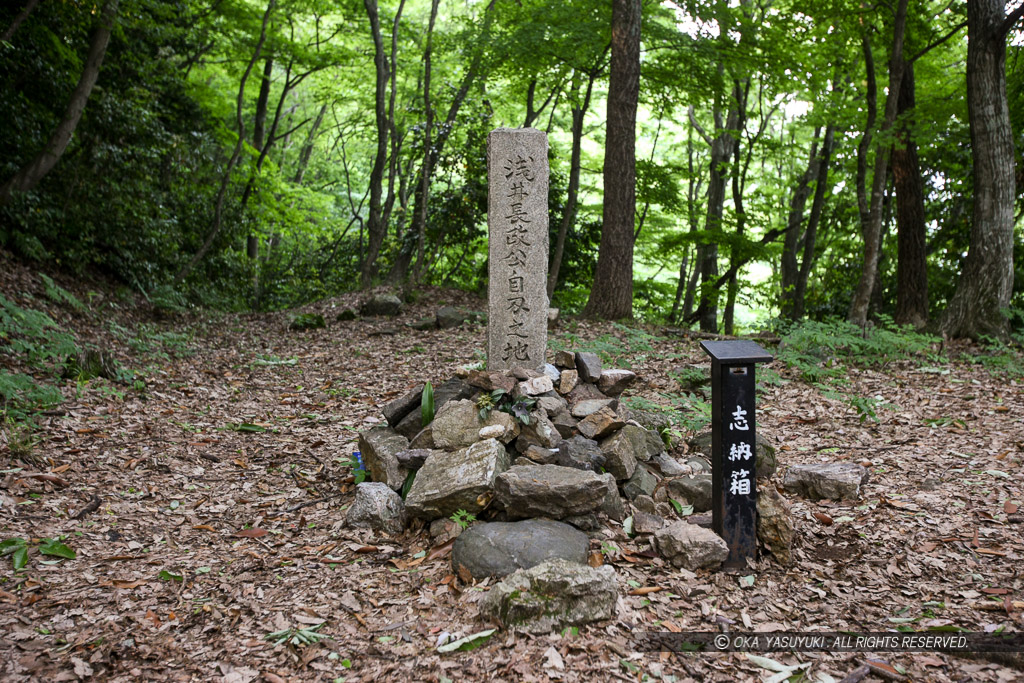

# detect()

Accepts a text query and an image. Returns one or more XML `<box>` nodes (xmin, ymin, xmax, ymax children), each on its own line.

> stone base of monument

<box><xmin>351</xmin><ymin>350</ymin><xmax>793</xmax><ymax>633</ymax></box>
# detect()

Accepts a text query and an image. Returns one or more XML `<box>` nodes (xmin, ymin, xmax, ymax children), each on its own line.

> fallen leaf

<box><xmin>192</xmin><ymin>525</ymin><xmax>216</xmax><ymax>532</ymax></box>
<box><xmin>234</xmin><ymin>528</ymin><xmax>268</xmax><ymax>538</ymax></box>
<box><xmin>628</xmin><ymin>586</ymin><xmax>664</xmax><ymax>596</ymax></box>
<box><xmin>812</xmin><ymin>512</ymin><xmax>834</xmax><ymax>526</ymax></box>
<box><xmin>1006</xmin><ymin>501</ymin><xmax>1019</xmax><ymax>514</ymax></box>
<box><xmin>587</xmin><ymin>551</ymin><xmax>604</xmax><ymax>568</ymax></box>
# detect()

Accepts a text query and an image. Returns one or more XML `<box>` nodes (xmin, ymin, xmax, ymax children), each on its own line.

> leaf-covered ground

<box><xmin>1</xmin><ymin>257</ymin><xmax>1022</xmax><ymax>682</ymax></box>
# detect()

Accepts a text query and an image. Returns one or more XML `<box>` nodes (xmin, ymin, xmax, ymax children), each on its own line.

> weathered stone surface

<box><xmin>358</xmin><ymin>427</ymin><xmax>410</xmax><ymax>491</ymax></box>
<box><xmin>451</xmin><ymin>519</ymin><xmax>588</xmax><ymax>580</ymax></box>
<box><xmin>479</xmin><ymin>424</ymin><xmax>505</xmax><ymax>439</ymax></box>
<box><xmin>537</xmin><ymin>395</ymin><xmax>567</xmax><ymax>416</ymax></box>
<box><xmin>629</xmin><ymin>409</ymin><xmax>671</xmax><ymax>435</ymax></box>
<box><xmin>686</xmin><ymin>457</ymin><xmax>712</xmax><ymax>475</ymax></box>
<box><xmin>632</xmin><ymin>510</ymin><xmax>666</xmax><ymax>535</ymax></box>
<box><xmin>598</xmin><ymin>369</ymin><xmax>637</xmax><ymax>397</ymax></box>
<box><xmin>575</xmin><ymin>352</ymin><xmax>602</xmax><ymax>383</ymax></box>
<box><xmin>558</xmin><ymin>369</ymin><xmax>579</xmax><ymax>394</ymax></box>
<box><xmin>431</xmin><ymin>399</ymin><xmax>518</xmax><ymax>450</ymax></box>
<box><xmin>495</xmin><ymin>465</ymin><xmax>612</xmax><ymax>520</ymax></box>
<box><xmin>578</xmin><ymin>407</ymin><xmax>625</xmax><ymax>441</ymax></box>
<box><xmin>555</xmin><ymin>436</ymin><xmax>606</xmax><ymax>472</ymax></box>
<box><xmin>480</xmin><ymin>559</ymin><xmax>618</xmax><ymax>634</ymax></box>
<box><xmin>409</xmin><ymin>426</ymin><xmax>434</xmax><ymax>449</ymax></box>
<box><xmin>622</xmin><ymin>464</ymin><xmax>660</xmax><ymax>501</ymax></box>
<box><xmin>547</xmin><ymin>307</ymin><xmax>559</xmax><ymax>327</ymax></box>
<box><xmin>642</xmin><ymin>427</ymin><xmax>667</xmax><ymax>460</ymax></box>
<box><xmin>346</xmin><ymin>483</ymin><xmax>406</xmax><ymax>534</ymax></box>
<box><xmin>543</xmin><ymin>364</ymin><xmax>562</xmax><ymax>384</ymax></box>
<box><xmin>395</xmin><ymin>448</ymin><xmax>436</xmax><ymax>469</ymax></box>
<box><xmin>524</xmin><ymin>444</ymin><xmax>559</xmax><ymax>464</ymax></box>
<box><xmin>757</xmin><ymin>486</ymin><xmax>794</xmax><ymax>565</ymax></box>
<box><xmin>599</xmin><ymin>473</ymin><xmax>626</xmax><ymax>522</ymax></box>
<box><xmin>598</xmin><ymin>426</ymin><xmax>646</xmax><ymax>481</ymax></box>
<box><xmin>653</xmin><ymin>522</ymin><xmax>728</xmax><ymax>570</ymax></box>
<box><xmin>382</xmin><ymin>384</ymin><xmax>425</xmax><ymax>427</ymax></box>
<box><xmin>410</xmin><ymin>317</ymin><xmax>436</xmax><ymax>330</ymax></box>
<box><xmin>514</xmin><ymin>410</ymin><xmax>562</xmax><ymax>452</ymax></box>
<box><xmin>360</xmin><ymin>293</ymin><xmax>403</xmax><ymax>316</ymax></box>
<box><xmin>651</xmin><ymin>454</ymin><xmax>692</xmax><ymax>477</ymax></box>
<box><xmin>429</xmin><ymin>517</ymin><xmax>463</xmax><ymax>544</ymax></box>
<box><xmin>666</xmin><ymin>475</ymin><xmax>712</xmax><ymax>512</ymax></box>
<box><xmin>437</xmin><ymin>306</ymin><xmax>479</xmax><ymax>329</ymax></box>
<box><xmin>466</xmin><ymin>370</ymin><xmax>517</xmax><ymax>393</ymax></box>
<box><xmin>487</xmin><ymin>128</ymin><xmax>549</xmax><ymax>372</ymax></box>
<box><xmin>571</xmin><ymin>398</ymin><xmax>616</xmax><ymax>418</ymax></box>
<box><xmin>782</xmin><ymin>463</ymin><xmax>868</xmax><ymax>500</ymax></box>
<box><xmin>565</xmin><ymin>381</ymin><xmax>606</xmax><ymax>405</ymax></box>
<box><xmin>394</xmin><ymin>377</ymin><xmax>477</xmax><ymax>439</ymax></box>
<box><xmin>551</xmin><ymin>410</ymin><xmax>579</xmax><ymax>439</ymax></box>
<box><xmin>689</xmin><ymin>431</ymin><xmax>778</xmax><ymax>479</ymax></box>
<box><xmin>554</xmin><ymin>350</ymin><xmax>576</xmax><ymax>368</ymax></box>
<box><xmin>511</xmin><ymin>367</ymin><xmax>542</xmax><ymax>380</ymax></box>
<box><xmin>405</xmin><ymin>439</ymin><xmax>510</xmax><ymax>520</ymax></box>
<box><xmin>519</xmin><ymin>375</ymin><xmax>554</xmax><ymax>396</ymax></box>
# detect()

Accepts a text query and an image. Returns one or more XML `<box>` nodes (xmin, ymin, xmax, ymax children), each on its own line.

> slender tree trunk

<box><xmin>892</xmin><ymin>58</ymin><xmax>928</xmax><ymax>328</ymax></box>
<box><xmin>174</xmin><ymin>0</ymin><xmax>275</xmax><ymax>283</ymax></box>
<box><xmin>0</xmin><ymin>0</ymin><xmax>119</xmax><ymax>206</ymax></box>
<box><xmin>583</xmin><ymin>0</ymin><xmax>640</xmax><ymax>320</ymax></box>
<box><xmin>781</xmin><ymin>130</ymin><xmax>820</xmax><ymax>320</ymax></box>
<box><xmin>253</xmin><ymin>58</ymin><xmax>274</xmax><ymax>151</ymax></box>
<box><xmin>848</xmin><ymin>0</ymin><xmax>908</xmax><ymax>326</ymax></box>
<box><xmin>1</xmin><ymin>0</ymin><xmax>40</xmax><ymax>43</ymax></box>
<box><xmin>941</xmin><ymin>0</ymin><xmax>1021</xmax><ymax>339</ymax></box>
<box><xmin>381</xmin><ymin>0</ymin><xmax>406</xmax><ymax>234</ymax></box>
<box><xmin>548</xmin><ymin>66</ymin><xmax>600</xmax><ymax>297</ymax></box>
<box><xmin>360</xmin><ymin>0</ymin><xmax>390</xmax><ymax>288</ymax></box>
<box><xmin>794</xmin><ymin>124</ymin><xmax>834</xmax><ymax>320</ymax></box>
<box><xmin>411</xmin><ymin>0</ymin><xmax>440</xmax><ymax>285</ymax></box>
<box><xmin>293</xmin><ymin>103</ymin><xmax>326</xmax><ymax>184</ymax></box>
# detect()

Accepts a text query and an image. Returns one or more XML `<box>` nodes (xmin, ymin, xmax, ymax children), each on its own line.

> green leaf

<box><xmin>12</xmin><ymin>546</ymin><xmax>28</xmax><ymax>571</ymax></box>
<box><xmin>421</xmin><ymin>381</ymin><xmax>435</xmax><ymax>427</ymax></box>
<box><xmin>0</xmin><ymin>538</ymin><xmax>27</xmax><ymax>555</ymax></box>
<box><xmin>437</xmin><ymin>628</ymin><xmax>496</xmax><ymax>653</ymax></box>
<box><xmin>234</xmin><ymin>423</ymin><xmax>267</xmax><ymax>433</ymax></box>
<box><xmin>158</xmin><ymin>570</ymin><xmax>183</xmax><ymax>582</ymax></box>
<box><xmin>38</xmin><ymin>538</ymin><xmax>75</xmax><ymax>560</ymax></box>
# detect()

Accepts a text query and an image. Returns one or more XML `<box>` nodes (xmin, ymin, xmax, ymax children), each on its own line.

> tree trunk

<box><xmin>941</xmin><ymin>0</ymin><xmax>1020</xmax><ymax>339</ymax></box>
<box><xmin>174</xmin><ymin>0</ymin><xmax>275</xmax><ymax>283</ymax></box>
<box><xmin>583</xmin><ymin>0</ymin><xmax>640</xmax><ymax>320</ymax></box>
<box><xmin>0</xmin><ymin>0</ymin><xmax>119</xmax><ymax>206</ymax></box>
<box><xmin>848</xmin><ymin>0</ymin><xmax>908</xmax><ymax>327</ymax></box>
<box><xmin>381</xmin><ymin>0</ymin><xmax>406</xmax><ymax>236</ymax></box>
<box><xmin>892</xmin><ymin>58</ymin><xmax>929</xmax><ymax>328</ymax></box>
<box><xmin>360</xmin><ymin>0</ymin><xmax>390</xmax><ymax>288</ymax></box>
<box><xmin>780</xmin><ymin>132</ymin><xmax>819</xmax><ymax>321</ymax></box>
<box><xmin>793</xmin><ymin>124</ymin><xmax>834</xmax><ymax>320</ymax></box>
<box><xmin>411</xmin><ymin>0</ymin><xmax>440</xmax><ymax>285</ymax></box>
<box><xmin>293</xmin><ymin>103</ymin><xmax>326</xmax><ymax>184</ymax></box>
<box><xmin>1</xmin><ymin>0</ymin><xmax>41</xmax><ymax>43</ymax></box>
<box><xmin>253</xmin><ymin>58</ymin><xmax>274</xmax><ymax>152</ymax></box>
<box><xmin>548</xmin><ymin>66</ymin><xmax>600</xmax><ymax>297</ymax></box>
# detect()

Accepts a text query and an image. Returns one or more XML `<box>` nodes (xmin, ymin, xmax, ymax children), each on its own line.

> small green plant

<box><xmin>476</xmin><ymin>390</ymin><xmax>498</xmax><ymax>419</ymax></box>
<box><xmin>289</xmin><ymin>313</ymin><xmax>326</xmax><ymax>331</ymax></box>
<box><xmin>265</xmin><ymin>622</ymin><xmax>331</xmax><ymax>646</ymax></box>
<box><xmin>450</xmin><ymin>509</ymin><xmax>476</xmax><ymax>529</ymax></box>
<box><xmin>0</xmin><ymin>536</ymin><xmax>75</xmax><ymax>570</ymax></box>
<box><xmin>1</xmin><ymin>417</ymin><xmax>38</xmax><ymax>459</ymax></box>
<box><xmin>346</xmin><ymin>451</ymin><xmax>367</xmax><ymax>484</ymax></box>
<box><xmin>421</xmin><ymin>381</ymin><xmax>435</xmax><ymax>426</ymax></box>
<box><xmin>500</xmin><ymin>396</ymin><xmax>536</xmax><ymax>425</ymax></box>
<box><xmin>39</xmin><ymin>274</ymin><xmax>87</xmax><ymax>313</ymax></box>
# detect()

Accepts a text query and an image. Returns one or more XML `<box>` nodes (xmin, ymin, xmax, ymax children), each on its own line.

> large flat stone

<box><xmin>405</xmin><ymin>439</ymin><xmax>510</xmax><ymax>520</ymax></box>
<box><xmin>494</xmin><ymin>464</ymin><xmax>612</xmax><ymax>520</ymax></box>
<box><xmin>430</xmin><ymin>399</ymin><xmax>519</xmax><ymax>449</ymax></box>
<box><xmin>358</xmin><ymin>427</ymin><xmax>409</xmax><ymax>491</ymax></box>
<box><xmin>451</xmin><ymin>519</ymin><xmax>588</xmax><ymax>580</ymax></box>
<box><xmin>782</xmin><ymin>463</ymin><xmax>868</xmax><ymax>500</ymax></box>
<box><xmin>479</xmin><ymin>559</ymin><xmax>618</xmax><ymax>634</ymax></box>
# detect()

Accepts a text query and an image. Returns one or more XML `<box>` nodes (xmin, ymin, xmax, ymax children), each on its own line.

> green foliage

<box><xmin>39</xmin><ymin>274</ymin><xmax>86</xmax><ymax>313</ymax></box>
<box><xmin>0</xmin><ymin>538</ymin><xmax>28</xmax><ymax>571</ymax></box>
<box><xmin>450</xmin><ymin>509</ymin><xmax>476</xmax><ymax>530</ymax></box>
<box><xmin>421</xmin><ymin>381</ymin><xmax>435</xmax><ymax>426</ymax></box>
<box><xmin>476</xmin><ymin>390</ymin><xmax>500</xmax><ymax>420</ymax></box>
<box><xmin>553</xmin><ymin>323</ymin><xmax>664</xmax><ymax>369</ymax></box>
<box><xmin>288</xmin><ymin>313</ymin><xmax>325</xmax><ymax>331</ymax></box>
<box><xmin>0</xmin><ymin>294</ymin><xmax>77</xmax><ymax>365</ymax></box>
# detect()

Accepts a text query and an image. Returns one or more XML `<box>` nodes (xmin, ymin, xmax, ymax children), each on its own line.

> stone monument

<box><xmin>487</xmin><ymin>128</ymin><xmax>549</xmax><ymax>371</ymax></box>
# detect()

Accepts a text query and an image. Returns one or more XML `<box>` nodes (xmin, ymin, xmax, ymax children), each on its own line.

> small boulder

<box><xmin>599</xmin><ymin>472</ymin><xmax>626</xmax><ymax>522</ymax></box>
<box><xmin>436</xmin><ymin>306</ymin><xmax>468</xmax><ymax>329</ymax></box>
<box><xmin>578</xmin><ymin>407</ymin><xmax>625</xmax><ymax>441</ymax></box>
<box><xmin>479</xmin><ymin>559</ymin><xmax>619</xmax><ymax>634</ymax></box>
<box><xmin>514</xmin><ymin>411</ymin><xmax>562</xmax><ymax>452</ymax></box>
<box><xmin>381</xmin><ymin>384</ymin><xmax>425</xmax><ymax>427</ymax></box>
<box><xmin>555</xmin><ymin>436</ymin><xmax>606</xmax><ymax>472</ymax></box>
<box><xmin>431</xmin><ymin>399</ymin><xmax>519</xmax><ymax>449</ymax></box>
<box><xmin>494</xmin><ymin>464</ymin><xmax>612</xmax><ymax>520</ymax></box>
<box><xmin>394</xmin><ymin>377</ymin><xmax>476</xmax><ymax>439</ymax></box>
<box><xmin>543</xmin><ymin>364</ymin><xmax>562</xmax><ymax>384</ymax></box>
<box><xmin>757</xmin><ymin>486</ymin><xmax>794</xmax><ymax>565</ymax></box>
<box><xmin>599</xmin><ymin>425</ymin><xmax>649</xmax><ymax>481</ymax></box>
<box><xmin>523</xmin><ymin>445</ymin><xmax>559</xmax><ymax>465</ymax></box>
<box><xmin>451</xmin><ymin>519</ymin><xmax>588</xmax><ymax>581</ymax></box>
<box><xmin>666</xmin><ymin>475</ymin><xmax>713</xmax><ymax>512</ymax></box>
<box><xmin>520</xmin><ymin>375</ymin><xmax>554</xmax><ymax>396</ymax></box>
<box><xmin>651</xmin><ymin>453</ymin><xmax>691</xmax><ymax>477</ymax></box>
<box><xmin>558</xmin><ymin>369</ymin><xmax>579</xmax><ymax>394</ymax></box>
<box><xmin>598</xmin><ymin>369</ymin><xmax>637</xmax><ymax>397</ymax></box>
<box><xmin>405</xmin><ymin>439</ymin><xmax>510</xmax><ymax>520</ymax></box>
<box><xmin>653</xmin><ymin>522</ymin><xmax>728</xmax><ymax>570</ymax></box>
<box><xmin>537</xmin><ymin>395</ymin><xmax>568</xmax><ymax>416</ymax></box>
<box><xmin>554</xmin><ymin>350</ymin><xmax>576</xmax><ymax>368</ymax></box>
<box><xmin>550</xmin><ymin>410</ymin><xmax>579</xmax><ymax>439</ymax></box>
<box><xmin>360</xmin><ymin>293</ymin><xmax>403</xmax><ymax>317</ymax></box>
<box><xmin>575</xmin><ymin>352</ymin><xmax>603</xmax><ymax>383</ymax></box>
<box><xmin>632</xmin><ymin>510</ymin><xmax>666</xmax><ymax>535</ymax></box>
<box><xmin>395</xmin><ymin>448</ymin><xmax>436</xmax><ymax>469</ymax></box>
<box><xmin>571</xmin><ymin>398</ymin><xmax>616</xmax><ymax>418</ymax></box>
<box><xmin>346</xmin><ymin>483</ymin><xmax>406</xmax><ymax>534</ymax></box>
<box><xmin>565</xmin><ymin>381</ymin><xmax>607</xmax><ymax>405</ymax></box>
<box><xmin>622</xmin><ymin>464</ymin><xmax>660</xmax><ymax>501</ymax></box>
<box><xmin>782</xmin><ymin>463</ymin><xmax>868</xmax><ymax>501</ymax></box>
<box><xmin>358</xmin><ymin>427</ymin><xmax>410</xmax><ymax>491</ymax></box>
<box><xmin>466</xmin><ymin>370</ymin><xmax>517</xmax><ymax>393</ymax></box>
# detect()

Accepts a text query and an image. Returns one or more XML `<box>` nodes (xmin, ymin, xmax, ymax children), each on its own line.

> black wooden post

<box><xmin>700</xmin><ymin>340</ymin><xmax>773</xmax><ymax>570</ymax></box>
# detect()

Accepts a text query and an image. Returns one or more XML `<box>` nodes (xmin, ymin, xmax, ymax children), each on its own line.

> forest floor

<box><xmin>0</xmin><ymin>253</ymin><xmax>1022</xmax><ymax>683</ymax></box>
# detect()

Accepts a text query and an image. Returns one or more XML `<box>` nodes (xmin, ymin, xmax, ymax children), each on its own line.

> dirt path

<box><xmin>1</xmin><ymin>271</ymin><xmax>1022</xmax><ymax>682</ymax></box>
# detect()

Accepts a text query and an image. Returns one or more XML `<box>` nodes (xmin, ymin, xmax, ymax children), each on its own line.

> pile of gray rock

<box><xmin>347</xmin><ymin>350</ymin><xmax>795</xmax><ymax>633</ymax></box>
